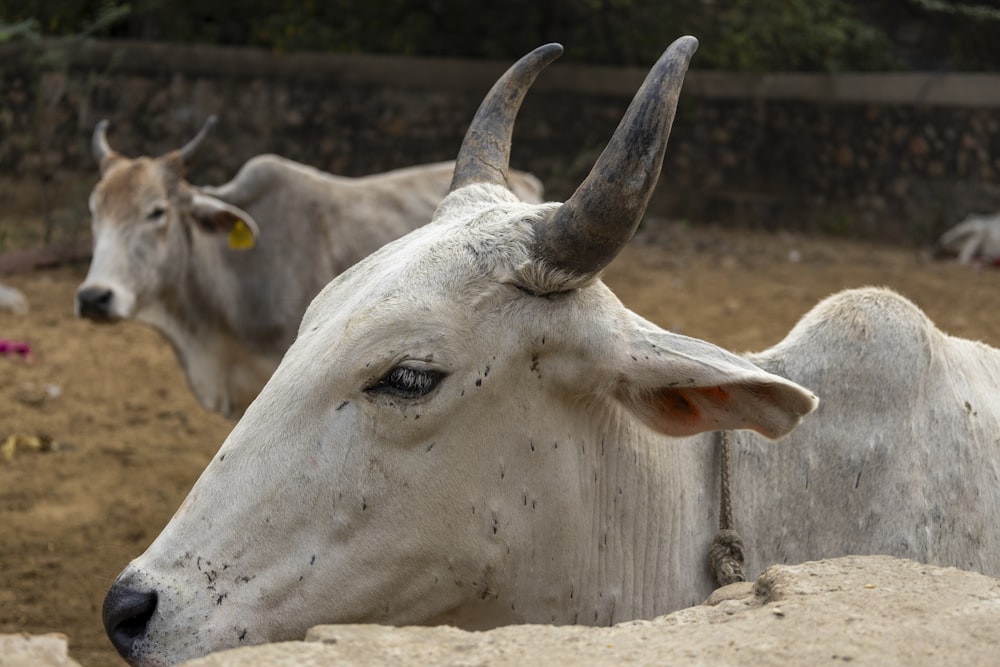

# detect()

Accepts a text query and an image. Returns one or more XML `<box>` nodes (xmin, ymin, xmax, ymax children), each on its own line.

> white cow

<box><xmin>76</xmin><ymin>118</ymin><xmax>544</xmax><ymax>417</ymax></box>
<box><xmin>935</xmin><ymin>212</ymin><xmax>1000</xmax><ymax>265</ymax></box>
<box><xmin>102</xmin><ymin>37</ymin><xmax>1000</xmax><ymax>667</ymax></box>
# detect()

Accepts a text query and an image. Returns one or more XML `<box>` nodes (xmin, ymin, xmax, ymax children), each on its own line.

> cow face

<box><xmin>75</xmin><ymin>120</ymin><xmax>257</xmax><ymax>324</ymax></box>
<box><xmin>102</xmin><ymin>38</ymin><xmax>817</xmax><ymax>666</ymax></box>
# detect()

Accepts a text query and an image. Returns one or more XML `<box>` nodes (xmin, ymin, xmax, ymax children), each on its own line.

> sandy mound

<box><xmin>181</xmin><ymin>555</ymin><xmax>1000</xmax><ymax>666</ymax></box>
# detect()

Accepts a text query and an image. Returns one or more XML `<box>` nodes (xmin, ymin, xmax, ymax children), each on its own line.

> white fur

<box><xmin>110</xmin><ymin>182</ymin><xmax>1000</xmax><ymax>667</ymax></box>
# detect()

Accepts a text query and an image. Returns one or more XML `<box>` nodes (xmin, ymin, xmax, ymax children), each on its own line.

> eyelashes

<box><xmin>366</xmin><ymin>365</ymin><xmax>446</xmax><ymax>399</ymax></box>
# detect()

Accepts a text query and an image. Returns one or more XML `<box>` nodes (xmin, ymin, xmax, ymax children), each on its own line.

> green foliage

<box><xmin>910</xmin><ymin>0</ymin><xmax>1000</xmax><ymax>20</ymax></box>
<box><xmin>0</xmin><ymin>18</ymin><xmax>40</xmax><ymax>43</ymax></box>
<box><xmin>687</xmin><ymin>0</ymin><xmax>898</xmax><ymax>72</ymax></box>
<box><xmin>0</xmin><ymin>0</ymin><xmax>997</xmax><ymax>71</ymax></box>
<box><xmin>0</xmin><ymin>2</ymin><xmax>130</xmax><ymax>43</ymax></box>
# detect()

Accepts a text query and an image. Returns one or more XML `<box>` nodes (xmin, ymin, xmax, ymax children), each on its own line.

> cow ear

<box><xmin>188</xmin><ymin>194</ymin><xmax>260</xmax><ymax>250</ymax></box>
<box><xmin>615</xmin><ymin>321</ymin><xmax>817</xmax><ymax>440</ymax></box>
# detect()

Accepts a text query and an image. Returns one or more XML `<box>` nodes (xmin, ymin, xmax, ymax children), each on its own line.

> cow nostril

<box><xmin>76</xmin><ymin>286</ymin><xmax>115</xmax><ymax>322</ymax></box>
<box><xmin>103</xmin><ymin>586</ymin><xmax>158</xmax><ymax>659</ymax></box>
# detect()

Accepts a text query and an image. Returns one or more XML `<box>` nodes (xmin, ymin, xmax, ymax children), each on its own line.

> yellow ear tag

<box><xmin>228</xmin><ymin>219</ymin><xmax>255</xmax><ymax>250</ymax></box>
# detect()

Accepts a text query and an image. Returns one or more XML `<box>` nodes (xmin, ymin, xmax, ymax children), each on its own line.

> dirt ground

<box><xmin>2</xmin><ymin>222</ymin><xmax>1000</xmax><ymax>667</ymax></box>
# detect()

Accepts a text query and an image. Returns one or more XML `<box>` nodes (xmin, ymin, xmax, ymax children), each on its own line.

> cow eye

<box><xmin>367</xmin><ymin>365</ymin><xmax>445</xmax><ymax>399</ymax></box>
<box><xmin>147</xmin><ymin>206</ymin><xmax>167</xmax><ymax>222</ymax></box>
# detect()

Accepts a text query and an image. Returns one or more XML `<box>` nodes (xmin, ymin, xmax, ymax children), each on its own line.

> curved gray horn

<box><xmin>92</xmin><ymin>119</ymin><xmax>115</xmax><ymax>164</ymax></box>
<box><xmin>450</xmin><ymin>44</ymin><xmax>563</xmax><ymax>193</ymax></box>
<box><xmin>178</xmin><ymin>115</ymin><xmax>217</xmax><ymax>162</ymax></box>
<box><xmin>534</xmin><ymin>36</ymin><xmax>698</xmax><ymax>278</ymax></box>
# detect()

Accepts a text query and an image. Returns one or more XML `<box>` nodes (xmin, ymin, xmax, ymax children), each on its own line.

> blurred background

<box><xmin>4</xmin><ymin>0</ymin><xmax>999</xmax><ymax>69</ymax></box>
<box><xmin>1</xmin><ymin>0</ymin><xmax>999</xmax><ymax>253</ymax></box>
<box><xmin>2</xmin><ymin>5</ymin><xmax>1000</xmax><ymax>665</ymax></box>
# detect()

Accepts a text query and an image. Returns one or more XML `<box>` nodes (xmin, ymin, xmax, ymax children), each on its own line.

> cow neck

<box><xmin>554</xmin><ymin>406</ymin><xmax>719</xmax><ymax>622</ymax></box>
<box><xmin>142</xmin><ymin>222</ymin><xmax>251</xmax><ymax>415</ymax></box>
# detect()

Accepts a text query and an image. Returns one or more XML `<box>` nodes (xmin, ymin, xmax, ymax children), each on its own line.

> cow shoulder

<box><xmin>748</xmin><ymin>287</ymin><xmax>941</xmax><ymax>410</ymax></box>
<box><xmin>203</xmin><ymin>154</ymin><xmax>340</xmax><ymax>207</ymax></box>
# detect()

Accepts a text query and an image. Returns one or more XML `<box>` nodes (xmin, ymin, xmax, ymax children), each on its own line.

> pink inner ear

<box><xmin>648</xmin><ymin>386</ymin><xmax>732</xmax><ymax>437</ymax></box>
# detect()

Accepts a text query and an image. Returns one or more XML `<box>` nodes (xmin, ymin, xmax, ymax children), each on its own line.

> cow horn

<box><xmin>450</xmin><ymin>44</ymin><xmax>563</xmax><ymax>193</ymax></box>
<box><xmin>533</xmin><ymin>36</ymin><xmax>698</xmax><ymax>279</ymax></box>
<box><xmin>178</xmin><ymin>115</ymin><xmax>217</xmax><ymax>163</ymax></box>
<box><xmin>92</xmin><ymin>119</ymin><xmax>116</xmax><ymax>164</ymax></box>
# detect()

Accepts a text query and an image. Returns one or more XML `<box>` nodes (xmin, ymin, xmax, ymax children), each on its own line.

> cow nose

<box><xmin>76</xmin><ymin>286</ymin><xmax>115</xmax><ymax>321</ymax></box>
<box><xmin>103</xmin><ymin>584</ymin><xmax>157</xmax><ymax>659</ymax></box>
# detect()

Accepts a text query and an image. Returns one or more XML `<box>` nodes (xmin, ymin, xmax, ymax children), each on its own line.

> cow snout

<box><xmin>103</xmin><ymin>583</ymin><xmax>157</xmax><ymax>660</ymax></box>
<box><xmin>76</xmin><ymin>286</ymin><xmax>116</xmax><ymax>322</ymax></box>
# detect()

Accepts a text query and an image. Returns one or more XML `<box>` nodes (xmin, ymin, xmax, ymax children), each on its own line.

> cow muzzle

<box><xmin>103</xmin><ymin>580</ymin><xmax>158</xmax><ymax>661</ymax></box>
<box><xmin>75</xmin><ymin>285</ymin><xmax>120</xmax><ymax>322</ymax></box>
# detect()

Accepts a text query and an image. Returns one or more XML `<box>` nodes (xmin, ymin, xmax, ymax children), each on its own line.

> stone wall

<box><xmin>2</xmin><ymin>39</ymin><xmax>999</xmax><ymax>245</ymax></box>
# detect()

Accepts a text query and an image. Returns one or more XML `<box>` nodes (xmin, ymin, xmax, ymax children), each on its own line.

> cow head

<box><xmin>103</xmin><ymin>37</ymin><xmax>817</xmax><ymax>666</ymax></box>
<box><xmin>76</xmin><ymin>117</ymin><xmax>259</xmax><ymax>323</ymax></box>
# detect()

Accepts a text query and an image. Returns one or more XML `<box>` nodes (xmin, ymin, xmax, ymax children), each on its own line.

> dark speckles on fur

<box><xmin>475</xmin><ymin>378</ymin><xmax>483</xmax><ymax>387</ymax></box>
<box><xmin>530</xmin><ymin>353</ymin><xmax>542</xmax><ymax>379</ymax></box>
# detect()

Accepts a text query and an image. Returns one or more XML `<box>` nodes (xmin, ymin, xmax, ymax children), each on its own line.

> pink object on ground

<box><xmin>0</xmin><ymin>338</ymin><xmax>32</xmax><ymax>359</ymax></box>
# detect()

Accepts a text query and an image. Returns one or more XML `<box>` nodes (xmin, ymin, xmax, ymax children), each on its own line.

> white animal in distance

<box><xmin>936</xmin><ymin>212</ymin><xmax>1000</xmax><ymax>265</ymax></box>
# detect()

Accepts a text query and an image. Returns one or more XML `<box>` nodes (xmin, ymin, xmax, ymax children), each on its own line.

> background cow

<box><xmin>76</xmin><ymin>117</ymin><xmax>544</xmax><ymax>417</ymax></box>
<box><xmin>102</xmin><ymin>37</ymin><xmax>1000</xmax><ymax>667</ymax></box>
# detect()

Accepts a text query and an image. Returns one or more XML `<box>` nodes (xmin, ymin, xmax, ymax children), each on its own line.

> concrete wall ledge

<box><xmin>686</xmin><ymin>71</ymin><xmax>1000</xmax><ymax>107</ymax></box>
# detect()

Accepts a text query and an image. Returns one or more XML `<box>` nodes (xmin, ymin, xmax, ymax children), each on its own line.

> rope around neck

<box><xmin>707</xmin><ymin>430</ymin><xmax>746</xmax><ymax>587</ymax></box>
